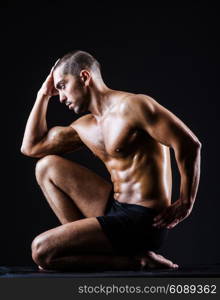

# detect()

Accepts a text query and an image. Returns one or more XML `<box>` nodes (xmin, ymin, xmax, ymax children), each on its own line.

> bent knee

<box><xmin>35</xmin><ymin>155</ymin><xmax>61</xmax><ymax>183</ymax></box>
<box><xmin>31</xmin><ymin>235</ymin><xmax>52</xmax><ymax>268</ymax></box>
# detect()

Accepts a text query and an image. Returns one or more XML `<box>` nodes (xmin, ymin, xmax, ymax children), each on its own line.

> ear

<box><xmin>80</xmin><ymin>70</ymin><xmax>91</xmax><ymax>86</ymax></box>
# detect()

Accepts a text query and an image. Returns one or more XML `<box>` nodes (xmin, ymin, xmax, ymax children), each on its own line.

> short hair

<box><xmin>54</xmin><ymin>50</ymin><xmax>101</xmax><ymax>76</ymax></box>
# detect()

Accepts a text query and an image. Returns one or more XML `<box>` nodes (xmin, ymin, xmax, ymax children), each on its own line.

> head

<box><xmin>53</xmin><ymin>50</ymin><xmax>102</xmax><ymax>114</ymax></box>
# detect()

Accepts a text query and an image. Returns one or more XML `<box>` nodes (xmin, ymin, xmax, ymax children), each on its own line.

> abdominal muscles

<box><xmin>105</xmin><ymin>144</ymin><xmax>172</xmax><ymax>210</ymax></box>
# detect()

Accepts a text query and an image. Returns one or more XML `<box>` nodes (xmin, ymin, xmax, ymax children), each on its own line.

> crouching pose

<box><xmin>21</xmin><ymin>51</ymin><xmax>201</xmax><ymax>271</ymax></box>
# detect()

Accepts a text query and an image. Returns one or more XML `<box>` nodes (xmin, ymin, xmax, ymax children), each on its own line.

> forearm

<box><xmin>176</xmin><ymin>142</ymin><xmax>201</xmax><ymax>207</ymax></box>
<box><xmin>21</xmin><ymin>91</ymin><xmax>51</xmax><ymax>153</ymax></box>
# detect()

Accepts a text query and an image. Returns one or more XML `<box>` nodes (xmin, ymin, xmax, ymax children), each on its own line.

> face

<box><xmin>53</xmin><ymin>66</ymin><xmax>90</xmax><ymax>114</ymax></box>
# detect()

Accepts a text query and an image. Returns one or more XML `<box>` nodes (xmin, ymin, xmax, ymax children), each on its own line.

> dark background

<box><xmin>1</xmin><ymin>2</ymin><xmax>219</xmax><ymax>267</ymax></box>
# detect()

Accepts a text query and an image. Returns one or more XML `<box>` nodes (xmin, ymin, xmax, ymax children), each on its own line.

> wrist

<box><xmin>179</xmin><ymin>198</ymin><xmax>194</xmax><ymax>209</ymax></box>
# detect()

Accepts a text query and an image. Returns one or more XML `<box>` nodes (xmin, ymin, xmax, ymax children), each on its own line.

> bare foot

<box><xmin>136</xmin><ymin>251</ymin><xmax>179</xmax><ymax>270</ymax></box>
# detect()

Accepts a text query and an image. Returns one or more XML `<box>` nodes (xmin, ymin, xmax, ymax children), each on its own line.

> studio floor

<box><xmin>0</xmin><ymin>264</ymin><xmax>220</xmax><ymax>278</ymax></box>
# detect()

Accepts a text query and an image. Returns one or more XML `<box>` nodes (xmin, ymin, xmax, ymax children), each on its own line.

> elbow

<box><xmin>20</xmin><ymin>145</ymin><xmax>32</xmax><ymax>157</ymax></box>
<box><xmin>177</xmin><ymin>138</ymin><xmax>202</xmax><ymax>158</ymax></box>
<box><xmin>193</xmin><ymin>139</ymin><xmax>202</xmax><ymax>151</ymax></box>
<box><xmin>20</xmin><ymin>145</ymin><xmax>41</xmax><ymax>158</ymax></box>
<box><xmin>188</xmin><ymin>139</ymin><xmax>202</xmax><ymax>158</ymax></box>
<box><xmin>20</xmin><ymin>145</ymin><xmax>29</xmax><ymax>156</ymax></box>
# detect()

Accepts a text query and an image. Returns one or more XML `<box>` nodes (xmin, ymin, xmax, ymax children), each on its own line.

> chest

<box><xmin>75</xmin><ymin>116</ymin><xmax>142</xmax><ymax>159</ymax></box>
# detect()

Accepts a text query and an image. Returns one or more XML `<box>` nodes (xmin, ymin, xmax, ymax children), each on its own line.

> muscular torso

<box><xmin>72</xmin><ymin>92</ymin><xmax>172</xmax><ymax>210</ymax></box>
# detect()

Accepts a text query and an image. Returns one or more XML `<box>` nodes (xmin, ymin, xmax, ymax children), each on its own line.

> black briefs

<box><xmin>96</xmin><ymin>189</ymin><xmax>168</xmax><ymax>255</ymax></box>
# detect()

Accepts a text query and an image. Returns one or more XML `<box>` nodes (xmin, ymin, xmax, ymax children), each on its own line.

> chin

<box><xmin>76</xmin><ymin>101</ymin><xmax>89</xmax><ymax>114</ymax></box>
<box><xmin>74</xmin><ymin>105</ymin><xmax>83</xmax><ymax>114</ymax></box>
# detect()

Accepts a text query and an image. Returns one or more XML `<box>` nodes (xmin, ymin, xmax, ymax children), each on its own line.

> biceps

<box><xmin>145</xmin><ymin>109</ymin><xmax>200</xmax><ymax>149</ymax></box>
<box><xmin>32</xmin><ymin>126</ymin><xmax>83</xmax><ymax>157</ymax></box>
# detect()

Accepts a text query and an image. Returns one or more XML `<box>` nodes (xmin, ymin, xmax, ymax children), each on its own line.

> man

<box><xmin>21</xmin><ymin>50</ymin><xmax>201</xmax><ymax>271</ymax></box>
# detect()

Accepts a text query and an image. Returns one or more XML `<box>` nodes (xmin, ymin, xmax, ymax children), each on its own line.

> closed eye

<box><xmin>56</xmin><ymin>80</ymin><xmax>65</xmax><ymax>90</ymax></box>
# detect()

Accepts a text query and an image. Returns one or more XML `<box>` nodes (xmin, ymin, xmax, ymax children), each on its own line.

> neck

<box><xmin>87</xmin><ymin>79</ymin><xmax>113</xmax><ymax>118</ymax></box>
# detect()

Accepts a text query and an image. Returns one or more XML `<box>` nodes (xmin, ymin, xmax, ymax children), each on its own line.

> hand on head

<box><xmin>50</xmin><ymin>58</ymin><xmax>60</xmax><ymax>74</ymax></box>
<box><xmin>39</xmin><ymin>58</ymin><xmax>60</xmax><ymax>97</ymax></box>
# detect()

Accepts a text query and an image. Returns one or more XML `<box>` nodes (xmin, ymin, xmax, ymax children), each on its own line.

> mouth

<box><xmin>65</xmin><ymin>101</ymin><xmax>72</xmax><ymax>107</ymax></box>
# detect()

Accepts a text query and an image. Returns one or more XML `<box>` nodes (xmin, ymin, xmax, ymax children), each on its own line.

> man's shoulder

<box><xmin>76</xmin><ymin>113</ymin><xmax>93</xmax><ymax>122</ymax></box>
<box><xmin>70</xmin><ymin>114</ymin><xmax>93</xmax><ymax>129</ymax></box>
<box><xmin>117</xmin><ymin>92</ymin><xmax>156</xmax><ymax>116</ymax></box>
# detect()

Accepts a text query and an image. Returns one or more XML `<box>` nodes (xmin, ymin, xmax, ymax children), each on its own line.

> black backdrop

<box><xmin>1</xmin><ymin>2</ymin><xmax>219</xmax><ymax>267</ymax></box>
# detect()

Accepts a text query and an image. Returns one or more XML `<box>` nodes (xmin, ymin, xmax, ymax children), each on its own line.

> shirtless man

<box><xmin>21</xmin><ymin>51</ymin><xmax>201</xmax><ymax>271</ymax></box>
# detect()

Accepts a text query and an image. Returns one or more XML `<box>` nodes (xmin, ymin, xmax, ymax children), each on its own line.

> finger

<box><xmin>50</xmin><ymin>58</ymin><xmax>60</xmax><ymax>73</ymax></box>
<box><xmin>46</xmin><ymin>73</ymin><xmax>54</xmax><ymax>80</ymax></box>
<box><xmin>153</xmin><ymin>219</ymin><xmax>168</xmax><ymax>227</ymax></box>
<box><xmin>153</xmin><ymin>215</ymin><xmax>161</xmax><ymax>222</ymax></box>
<box><xmin>154</xmin><ymin>222</ymin><xmax>169</xmax><ymax>228</ymax></box>
<box><xmin>45</xmin><ymin>70</ymin><xmax>55</xmax><ymax>81</ymax></box>
<box><xmin>153</xmin><ymin>212</ymin><xmax>171</xmax><ymax>226</ymax></box>
<box><xmin>153</xmin><ymin>207</ymin><xmax>172</xmax><ymax>222</ymax></box>
<box><xmin>153</xmin><ymin>218</ymin><xmax>166</xmax><ymax>227</ymax></box>
<box><xmin>153</xmin><ymin>212</ymin><xmax>166</xmax><ymax>223</ymax></box>
<box><xmin>52</xmin><ymin>88</ymin><xmax>59</xmax><ymax>96</ymax></box>
<box><xmin>153</xmin><ymin>213</ymin><xmax>176</xmax><ymax>227</ymax></box>
<box><xmin>166</xmin><ymin>225</ymin><xmax>175</xmax><ymax>229</ymax></box>
<box><xmin>167</xmin><ymin>224</ymin><xmax>176</xmax><ymax>229</ymax></box>
<box><xmin>153</xmin><ymin>209</ymin><xmax>168</xmax><ymax>221</ymax></box>
<box><xmin>166</xmin><ymin>220</ymin><xmax>179</xmax><ymax>229</ymax></box>
<box><xmin>54</xmin><ymin>58</ymin><xmax>60</xmax><ymax>66</ymax></box>
<box><xmin>152</xmin><ymin>220</ymin><xmax>163</xmax><ymax>227</ymax></box>
<box><xmin>49</xmin><ymin>67</ymin><xmax>55</xmax><ymax>74</ymax></box>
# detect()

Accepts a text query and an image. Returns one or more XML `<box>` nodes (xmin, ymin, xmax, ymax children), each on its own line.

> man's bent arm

<box><xmin>174</xmin><ymin>134</ymin><xmax>201</xmax><ymax>208</ymax></box>
<box><xmin>21</xmin><ymin>91</ymin><xmax>50</xmax><ymax>155</ymax></box>
<box><xmin>21</xmin><ymin>62</ymin><xmax>58</xmax><ymax>155</ymax></box>
<box><xmin>21</xmin><ymin>63</ymin><xmax>83</xmax><ymax>158</ymax></box>
<box><xmin>129</xmin><ymin>94</ymin><xmax>201</xmax><ymax>228</ymax></box>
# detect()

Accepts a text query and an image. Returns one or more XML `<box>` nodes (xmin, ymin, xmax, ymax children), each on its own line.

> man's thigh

<box><xmin>32</xmin><ymin>217</ymin><xmax>115</xmax><ymax>257</ymax></box>
<box><xmin>37</xmin><ymin>155</ymin><xmax>112</xmax><ymax>217</ymax></box>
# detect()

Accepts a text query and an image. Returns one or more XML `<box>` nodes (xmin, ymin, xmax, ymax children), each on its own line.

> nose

<box><xmin>59</xmin><ymin>92</ymin><xmax>67</xmax><ymax>104</ymax></box>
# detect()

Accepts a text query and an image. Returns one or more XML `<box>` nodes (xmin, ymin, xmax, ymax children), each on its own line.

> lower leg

<box><xmin>38</xmin><ymin>251</ymin><xmax>178</xmax><ymax>271</ymax></box>
<box><xmin>39</xmin><ymin>254</ymin><xmax>141</xmax><ymax>271</ymax></box>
